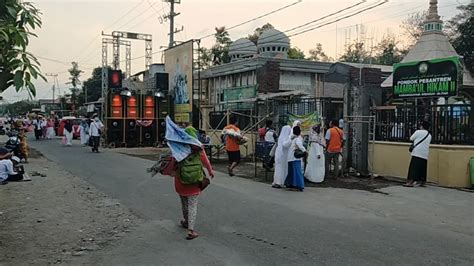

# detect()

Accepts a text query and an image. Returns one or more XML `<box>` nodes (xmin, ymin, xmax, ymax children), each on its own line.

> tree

<box><xmin>198</xmin><ymin>47</ymin><xmax>212</xmax><ymax>69</ymax></box>
<box><xmin>247</xmin><ymin>23</ymin><xmax>274</xmax><ymax>45</ymax></box>
<box><xmin>446</xmin><ymin>4</ymin><xmax>473</xmax><ymax>74</ymax></box>
<box><xmin>210</xmin><ymin>26</ymin><xmax>232</xmax><ymax>65</ymax></box>
<box><xmin>288</xmin><ymin>47</ymin><xmax>305</xmax><ymax>60</ymax></box>
<box><xmin>6</xmin><ymin>100</ymin><xmax>39</xmax><ymax>115</ymax></box>
<box><xmin>308</xmin><ymin>43</ymin><xmax>332</xmax><ymax>62</ymax></box>
<box><xmin>0</xmin><ymin>0</ymin><xmax>45</xmax><ymax>97</ymax></box>
<box><xmin>339</xmin><ymin>42</ymin><xmax>370</xmax><ymax>63</ymax></box>
<box><xmin>400</xmin><ymin>11</ymin><xmax>426</xmax><ymax>47</ymax></box>
<box><xmin>373</xmin><ymin>35</ymin><xmax>405</xmax><ymax>65</ymax></box>
<box><xmin>82</xmin><ymin>67</ymin><xmax>105</xmax><ymax>103</ymax></box>
<box><xmin>67</xmin><ymin>62</ymin><xmax>83</xmax><ymax>112</ymax></box>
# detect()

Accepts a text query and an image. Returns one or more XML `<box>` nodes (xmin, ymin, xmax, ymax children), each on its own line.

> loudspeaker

<box><xmin>141</xmin><ymin>122</ymin><xmax>157</xmax><ymax>146</ymax></box>
<box><xmin>125</xmin><ymin>119</ymin><xmax>139</xmax><ymax>147</ymax></box>
<box><xmin>155</xmin><ymin>73</ymin><xmax>169</xmax><ymax>93</ymax></box>
<box><xmin>157</xmin><ymin>119</ymin><xmax>166</xmax><ymax>142</ymax></box>
<box><xmin>157</xmin><ymin>98</ymin><xmax>169</xmax><ymax>119</ymax></box>
<box><xmin>107</xmin><ymin>119</ymin><xmax>123</xmax><ymax>147</ymax></box>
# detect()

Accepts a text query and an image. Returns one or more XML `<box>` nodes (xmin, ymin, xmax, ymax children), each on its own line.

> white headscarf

<box><xmin>275</xmin><ymin>125</ymin><xmax>292</xmax><ymax>163</ymax></box>
<box><xmin>292</xmin><ymin>120</ymin><xmax>301</xmax><ymax>128</ymax></box>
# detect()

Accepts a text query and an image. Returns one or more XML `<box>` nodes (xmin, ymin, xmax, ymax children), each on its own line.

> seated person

<box><xmin>0</xmin><ymin>155</ymin><xmax>30</xmax><ymax>184</ymax></box>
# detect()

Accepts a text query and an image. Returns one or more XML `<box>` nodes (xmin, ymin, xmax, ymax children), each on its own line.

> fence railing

<box><xmin>374</xmin><ymin>104</ymin><xmax>473</xmax><ymax>145</ymax></box>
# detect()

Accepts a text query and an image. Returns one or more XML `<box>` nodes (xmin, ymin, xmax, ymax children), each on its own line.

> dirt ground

<box><xmin>0</xmin><ymin>149</ymin><xmax>136</xmax><ymax>265</ymax></box>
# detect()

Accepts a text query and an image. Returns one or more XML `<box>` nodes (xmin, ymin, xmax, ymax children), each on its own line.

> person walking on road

<box><xmin>272</xmin><ymin>125</ymin><xmax>292</xmax><ymax>188</ymax></box>
<box><xmin>32</xmin><ymin>116</ymin><xmax>43</xmax><ymax>140</ymax></box>
<box><xmin>223</xmin><ymin>116</ymin><xmax>243</xmax><ymax>176</ymax></box>
<box><xmin>89</xmin><ymin>115</ymin><xmax>104</xmax><ymax>153</ymax></box>
<box><xmin>404</xmin><ymin>121</ymin><xmax>432</xmax><ymax>187</ymax></box>
<box><xmin>79</xmin><ymin>119</ymin><xmax>90</xmax><ymax>146</ymax></box>
<box><xmin>63</xmin><ymin>119</ymin><xmax>74</xmax><ymax>146</ymax></box>
<box><xmin>285</xmin><ymin>126</ymin><xmax>306</xmax><ymax>191</ymax></box>
<box><xmin>174</xmin><ymin>126</ymin><xmax>215</xmax><ymax>240</ymax></box>
<box><xmin>325</xmin><ymin>120</ymin><xmax>345</xmax><ymax>179</ymax></box>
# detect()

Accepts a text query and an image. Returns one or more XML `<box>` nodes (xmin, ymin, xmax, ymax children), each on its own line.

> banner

<box><xmin>287</xmin><ymin>112</ymin><xmax>321</xmax><ymax>132</ymax></box>
<box><xmin>165</xmin><ymin>41</ymin><xmax>193</xmax><ymax>122</ymax></box>
<box><xmin>393</xmin><ymin>57</ymin><xmax>462</xmax><ymax>98</ymax></box>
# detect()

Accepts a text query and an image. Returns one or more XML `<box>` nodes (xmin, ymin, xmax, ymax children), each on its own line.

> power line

<box><xmin>75</xmin><ymin>0</ymin><xmax>145</xmax><ymax>62</ymax></box>
<box><xmin>226</xmin><ymin>0</ymin><xmax>378</xmax><ymax>51</ymax></box>
<box><xmin>198</xmin><ymin>0</ymin><xmax>303</xmax><ymax>40</ymax></box>
<box><xmin>115</xmin><ymin>2</ymin><xmax>156</xmax><ymax>30</ymax></box>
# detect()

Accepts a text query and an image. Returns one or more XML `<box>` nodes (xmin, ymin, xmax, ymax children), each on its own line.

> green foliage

<box><xmin>247</xmin><ymin>23</ymin><xmax>274</xmax><ymax>45</ymax></box>
<box><xmin>339</xmin><ymin>42</ymin><xmax>369</xmax><ymax>63</ymax></box>
<box><xmin>308</xmin><ymin>43</ymin><xmax>332</xmax><ymax>62</ymax></box>
<box><xmin>211</xmin><ymin>26</ymin><xmax>232</xmax><ymax>65</ymax></box>
<box><xmin>82</xmin><ymin>67</ymin><xmax>105</xmax><ymax>102</ymax></box>
<box><xmin>6</xmin><ymin>99</ymin><xmax>39</xmax><ymax>115</ymax></box>
<box><xmin>67</xmin><ymin>61</ymin><xmax>83</xmax><ymax>89</ymax></box>
<box><xmin>400</xmin><ymin>11</ymin><xmax>426</xmax><ymax>47</ymax></box>
<box><xmin>446</xmin><ymin>3</ymin><xmax>473</xmax><ymax>74</ymax></box>
<box><xmin>373</xmin><ymin>35</ymin><xmax>406</xmax><ymax>65</ymax></box>
<box><xmin>0</xmin><ymin>0</ymin><xmax>45</xmax><ymax>97</ymax></box>
<box><xmin>288</xmin><ymin>47</ymin><xmax>305</xmax><ymax>60</ymax></box>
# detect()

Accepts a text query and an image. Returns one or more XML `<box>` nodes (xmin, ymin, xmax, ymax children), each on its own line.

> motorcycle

<box><xmin>5</xmin><ymin>131</ymin><xmax>22</xmax><ymax>159</ymax></box>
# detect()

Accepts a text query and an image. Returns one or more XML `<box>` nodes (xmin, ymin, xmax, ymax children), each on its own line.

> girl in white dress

<box><xmin>304</xmin><ymin>125</ymin><xmax>326</xmax><ymax>183</ymax></box>
<box><xmin>272</xmin><ymin>126</ymin><xmax>292</xmax><ymax>188</ymax></box>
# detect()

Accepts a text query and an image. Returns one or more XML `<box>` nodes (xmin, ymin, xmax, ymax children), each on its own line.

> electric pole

<box><xmin>165</xmin><ymin>0</ymin><xmax>182</xmax><ymax>48</ymax></box>
<box><xmin>45</xmin><ymin>73</ymin><xmax>59</xmax><ymax>104</ymax></box>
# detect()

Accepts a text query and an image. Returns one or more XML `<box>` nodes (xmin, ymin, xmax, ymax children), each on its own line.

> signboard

<box><xmin>165</xmin><ymin>41</ymin><xmax>193</xmax><ymax>123</ymax></box>
<box><xmin>223</xmin><ymin>85</ymin><xmax>257</xmax><ymax>101</ymax></box>
<box><xmin>287</xmin><ymin>112</ymin><xmax>321</xmax><ymax>132</ymax></box>
<box><xmin>393</xmin><ymin>57</ymin><xmax>462</xmax><ymax>98</ymax></box>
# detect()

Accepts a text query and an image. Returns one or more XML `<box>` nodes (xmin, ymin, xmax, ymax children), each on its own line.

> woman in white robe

<box><xmin>63</xmin><ymin>120</ymin><xmax>74</xmax><ymax>146</ymax></box>
<box><xmin>304</xmin><ymin>125</ymin><xmax>325</xmax><ymax>183</ymax></box>
<box><xmin>272</xmin><ymin>125</ymin><xmax>292</xmax><ymax>188</ymax></box>
<box><xmin>79</xmin><ymin>120</ymin><xmax>90</xmax><ymax>146</ymax></box>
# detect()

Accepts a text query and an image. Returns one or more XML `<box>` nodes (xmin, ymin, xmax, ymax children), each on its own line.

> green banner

<box><xmin>288</xmin><ymin>112</ymin><xmax>321</xmax><ymax>132</ymax></box>
<box><xmin>223</xmin><ymin>85</ymin><xmax>257</xmax><ymax>101</ymax></box>
<box><xmin>393</xmin><ymin>57</ymin><xmax>462</xmax><ymax>98</ymax></box>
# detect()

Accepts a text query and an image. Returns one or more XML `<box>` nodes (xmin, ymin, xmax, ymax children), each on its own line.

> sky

<box><xmin>2</xmin><ymin>0</ymin><xmax>465</xmax><ymax>102</ymax></box>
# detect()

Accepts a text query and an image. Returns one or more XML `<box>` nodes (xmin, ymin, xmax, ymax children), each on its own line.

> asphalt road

<box><xmin>30</xmin><ymin>140</ymin><xmax>474</xmax><ymax>265</ymax></box>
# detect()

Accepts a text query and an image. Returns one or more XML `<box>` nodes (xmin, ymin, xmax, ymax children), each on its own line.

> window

<box><xmin>277</xmin><ymin>47</ymin><xmax>281</xmax><ymax>51</ymax></box>
<box><xmin>272</xmin><ymin>46</ymin><xmax>276</xmax><ymax>51</ymax></box>
<box><xmin>267</xmin><ymin>47</ymin><xmax>271</xmax><ymax>52</ymax></box>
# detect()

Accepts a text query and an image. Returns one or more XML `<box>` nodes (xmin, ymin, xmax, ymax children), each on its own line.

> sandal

<box><xmin>186</xmin><ymin>230</ymin><xmax>199</xmax><ymax>240</ymax></box>
<box><xmin>180</xmin><ymin>220</ymin><xmax>188</xmax><ymax>229</ymax></box>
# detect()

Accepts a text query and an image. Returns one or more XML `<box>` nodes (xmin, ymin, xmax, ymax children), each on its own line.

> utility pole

<box><xmin>45</xmin><ymin>73</ymin><xmax>59</xmax><ymax>104</ymax></box>
<box><xmin>165</xmin><ymin>0</ymin><xmax>182</xmax><ymax>48</ymax></box>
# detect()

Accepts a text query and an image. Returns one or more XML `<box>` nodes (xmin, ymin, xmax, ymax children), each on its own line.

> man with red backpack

<box><xmin>325</xmin><ymin>120</ymin><xmax>345</xmax><ymax>179</ymax></box>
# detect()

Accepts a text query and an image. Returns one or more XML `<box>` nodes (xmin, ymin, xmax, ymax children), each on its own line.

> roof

<box><xmin>257</xmin><ymin>28</ymin><xmax>290</xmax><ymax>48</ymax></box>
<box><xmin>229</xmin><ymin>38</ymin><xmax>257</xmax><ymax>56</ymax></box>
<box><xmin>381</xmin><ymin>0</ymin><xmax>473</xmax><ymax>88</ymax></box>
<box><xmin>338</xmin><ymin>62</ymin><xmax>393</xmax><ymax>73</ymax></box>
<box><xmin>201</xmin><ymin>57</ymin><xmax>332</xmax><ymax>78</ymax></box>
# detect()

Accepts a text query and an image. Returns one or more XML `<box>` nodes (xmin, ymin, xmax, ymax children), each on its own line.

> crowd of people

<box><xmin>220</xmin><ymin>116</ymin><xmax>432</xmax><ymax>191</ymax></box>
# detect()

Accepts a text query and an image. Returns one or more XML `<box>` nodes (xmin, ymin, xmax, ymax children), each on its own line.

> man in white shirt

<box><xmin>0</xmin><ymin>159</ymin><xmax>17</xmax><ymax>185</ymax></box>
<box><xmin>89</xmin><ymin>115</ymin><xmax>104</xmax><ymax>153</ymax></box>
<box><xmin>404</xmin><ymin>121</ymin><xmax>432</xmax><ymax>187</ymax></box>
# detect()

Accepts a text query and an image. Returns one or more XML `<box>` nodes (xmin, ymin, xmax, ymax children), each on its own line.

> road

<box><xmin>30</xmin><ymin>140</ymin><xmax>474</xmax><ymax>265</ymax></box>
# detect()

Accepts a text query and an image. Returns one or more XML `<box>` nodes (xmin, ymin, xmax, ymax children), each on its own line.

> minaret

<box><xmin>423</xmin><ymin>0</ymin><xmax>443</xmax><ymax>34</ymax></box>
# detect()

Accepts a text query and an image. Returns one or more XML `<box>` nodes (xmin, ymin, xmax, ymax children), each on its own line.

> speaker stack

<box><xmin>156</xmin><ymin>73</ymin><xmax>169</xmax><ymax>143</ymax></box>
<box><xmin>125</xmin><ymin>95</ymin><xmax>139</xmax><ymax>147</ymax></box>
<box><xmin>140</xmin><ymin>95</ymin><xmax>157</xmax><ymax>146</ymax></box>
<box><xmin>107</xmin><ymin>93</ymin><xmax>124</xmax><ymax>147</ymax></box>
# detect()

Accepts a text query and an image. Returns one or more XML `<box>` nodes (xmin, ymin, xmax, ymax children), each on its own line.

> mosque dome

<box><xmin>228</xmin><ymin>38</ymin><xmax>258</xmax><ymax>61</ymax></box>
<box><xmin>257</xmin><ymin>28</ymin><xmax>290</xmax><ymax>58</ymax></box>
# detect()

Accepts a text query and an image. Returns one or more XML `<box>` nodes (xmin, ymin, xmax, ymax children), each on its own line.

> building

<box><xmin>200</xmin><ymin>28</ymin><xmax>341</xmax><ymax>130</ymax></box>
<box><xmin>373</xmin><ymin>0</ymin><xmax>474</xmax><ymax>188</ymax></box>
